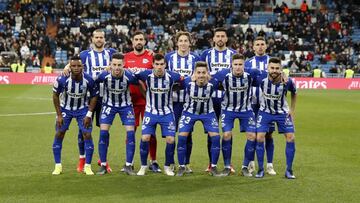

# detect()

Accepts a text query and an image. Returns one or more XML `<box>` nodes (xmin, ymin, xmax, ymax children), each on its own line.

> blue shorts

<box><xmin>56</xmin><ymin>108</ymin><xmax>92</xmax><ymax>133</ymax></box>
<box><xmin>100</xmin><ymin>105</ymin><xmax>135</xmax><ymax>126</ymax></box>
<box><xmin>141</xmin><ymin>112</ymin><xmax>176</xmax><ymax>137</ymax></box>
<box><xmin>179</xmin><ymin>111</ymin><xmax>219</xmax><ymax>134</ymax></box>
<box><xmin>221</xmin><ymin>110</ymin><xmax>256</xmax><ymax>133</ymax></box>
<box><xmin>256</xmin><ymin>111</ymin><xmax>295</xmax><ymax>134</ymax></box>
<box><xmin>252</xmin><ymin>104</ymin><xmax>275</xmax><ymax>133</ymax></box>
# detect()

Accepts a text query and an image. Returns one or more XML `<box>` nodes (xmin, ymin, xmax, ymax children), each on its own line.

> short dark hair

<box><xmin>70</xmin><ymin>54</ymin><xmax>81</xmax><ymax>61</ymax></box>
<box><xmin>214</xmin><ymin>27</ymin><xmax>228</xmax><ymax>36</ymax></box>
<box><xmin>112</xmin><ymin>53</ymin><xmax>124</xmax><ymax>60</ymax></box>
<box><xmin>254</xmin><ymin>36</ymin><xmax>266</xmax><ymax>43</ymax></box>
<box><xmin>194</xmin><ymin>61</ymin><xmax>208</xmax><ymax>71</ymax></box>
<box><xmin>153</xmin><ymin>53</ymin><xmax>165</xmax><ymax>62</ymax></box>
<box><xmin>232</xmin><ymin>53</ymin><xmax>245</xmax><ymax>61</ymax></box>
<box><xmin>132</xmin><ymin>30</ymin><xmax>146</xmax><ymax>39</ymax></box>
<box><xmin>92</xmin><ymin>29</ymin><xmax>105</xmax><ymax>37</ymax></box>
<box><xmin>268</xmin><ymin>57</ymin><xmax>281</xmax><ymax>64</ymax></box>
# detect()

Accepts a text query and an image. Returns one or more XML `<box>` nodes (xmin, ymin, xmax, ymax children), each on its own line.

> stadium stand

<box><xmin>0</xmin><ymin>0</ymin><xmax>359</xmax><ymax>77</ymax></box>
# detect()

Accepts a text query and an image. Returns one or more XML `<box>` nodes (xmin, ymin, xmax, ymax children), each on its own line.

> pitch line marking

<box><xmin>0</xmin><ymin>112</ymin><xmax>56</xmax><ymax>117</ymax></box>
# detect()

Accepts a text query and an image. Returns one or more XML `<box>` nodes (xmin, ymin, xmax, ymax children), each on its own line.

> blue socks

<box><xmin>207</xmin><ymin>134</ymin><xmax>212</xmax><ymax>163</ymax></box>
<box><xmin>286</xmin><ymin>142</ymin><xmax>296</xmax><ymax>171</ymax></box>
<box><xmin>256</xmin><ymin>141</ymin><xmax>265</xmax><ymax>171</ymax></box>
<box><xmin>126</xmin><ymin>131</ymin><xmax>135</xmax><ymax>164</ymax></box>
<box><xmin>210</xmin><ymin>135</ymin><xmax>221</xmax><ymax>165</ymax></box>
<box><xmin>140</xmin><ymin>140</ymin><xmax>149</xmax><ymax>166</ymax></box>
<box><xmin>222</xmin><ymin>138</ymin><xmax>232</xmax><ymax>167</ymax></box>
<box><xmin>177</xmin><ymin>135</ymin><xmax>187</xmax><ymax>166</ymax></box>
<box><xmin>265</xmin><ymin>136</ymin><xmax>274</xmax><ymax>164</ymax></box>
<box><xmin>77</xmin><ymin>130</ymin><xmax>84</xmax><ymax>156</ymax></box>
<box><xmin>185</xmin><ymin>134</ymin><xmax>193</xmax><ymax>165</ymax></box>
<box><xmin>84</xmin><ymin>139</ymin><xmax>94</xmax><ymax>164</ymax></box>
<box><xmin>243</xmin><ymin>140</ymin><xmax>256</xmax><ymax>166</ymax></box>
<box><xmin>98</xmin><ymin>130</ymin><xmax>109</xmax><ymax>163</ymax></box>
<box><xmin>165</xmin><ymin>142</ymin><xmax>175</xmax><ymax>166</ymax></box>
<box><xmin>52</xmin><ymin>136</ymin><xmax>63</xmax><ymax>163</ymax></box>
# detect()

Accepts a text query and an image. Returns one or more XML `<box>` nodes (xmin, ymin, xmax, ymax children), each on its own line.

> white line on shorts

<box><xmin>0</xmin><ymin>112</ymin><xmax>56</xmax><ymax>117</ymax></box>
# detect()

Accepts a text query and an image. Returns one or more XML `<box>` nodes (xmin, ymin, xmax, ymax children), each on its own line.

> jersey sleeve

<box><xmin>287</xmin><ymin>78</ymin><xmax>297</xmax><ymax>94</ymax></box>
<box><xmin>126</xmin><ymin>70</ymin><xmax>139</xmax><ymax>85</ymax></box>
<box><xmin>53</xmin><ymin>76</ymin><xmax>64</xmax><ymax>94</ymax></box>
<box><xmin>135</xmin><ymin>69</ymin><xmax>151</xmax><ymax>81</ymax></box>
<box><xmin>200</xmin><ymin>49</ymin><xmax>209</xmax><ymax>61</ymax></box>
<box><xmin>212</xmin><ymin>69</ymin><xmax>228</xmax><ymax>82</ymax></box>
<box><xmin>79</xmin><ymin>50</ymin><xmax>88</xmax><ymax>66</ymax></box>
<box><xmin>170</xmin><ymin>71</ymin><xmax>182</xmax><ymax>82</ymax></box>
<box><xmin>209</xmin><ymin>78</ymin><xmax>220</xmax><ymax>89</ymax></box>
<box><xmin>87</xmin><ymin>77</ymin><xmax>99</xmax><ymax>98</ymax></box>
<box><xmin>253</xmin><ymin>71</ymin><xmax>267</xmax><ymax>87</ymax></box>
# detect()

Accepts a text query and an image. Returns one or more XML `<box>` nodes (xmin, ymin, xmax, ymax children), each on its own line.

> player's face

<box><xmin>92</xmin><ymin>31</ymin><xmax>105</xmax><ymax>49</ymax></box>
<box><xmin>153</xmin><ymin>59</ymin><xmax>166</xmax><ymax>77</ymax></box>
<box><xmin>253</xmin><ymin>39</ymin><xmax>267</xmax><ymax>56</ymax></box>
<box><xmin>177</xmin><ymin>35</ymin><xmax>190</xmax><ymax>53</ymax></box>
<box><xmin>232</xmin><ymin>59</ymin><xmax>244</xmax><ymax>77</ymax></box>
<box><xmin>194</xmin><ymin>66</ymin><xmax>208</xmax><ymax>85</ymax></box>
<box><xmin>132</xmin><ymin>34</ymin><xmax>146</xmax><ymax>52</ymax></box>
<box><xmin>213</xmin><ymin>31</ymin><xmax>228</xmax><ymax>48</ymax></box>
<box><xmin>268</xmin><ymin>62</ymin><xmax>282</xmax><ymax>80</ymax></box>
<box><xmin>111</xmin><ymin>58</ymin><xmax>124</xmax><ymax>76</ymax></box>
<box><xmin>70</xmin><ymin>60</ymin><xmax>83</xmax><ymax>75</ymax></box>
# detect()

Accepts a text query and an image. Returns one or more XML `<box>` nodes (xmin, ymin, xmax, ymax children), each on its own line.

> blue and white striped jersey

<box><xmin>96</xmin><ymin>70</ymin><xmax>138</xmax><ymax>108</ymax></box>
<box><xmin>53</xmin><ymin>73</ymin><xmax>98</xmax><ymax>111</ymax></box>
<box><xmin>200</xmin><ymin>48</ymin><xmax>236</xmax><ymax>98</ymax></box>
<box><xmin>244</xmin><ymin>54</ymin><xmax>271</xmax><ymax>105</ymax></box>
<box><xmin>135</xmin><ymin>70</ymin><xmax>182</xmax><ymax>115</ymax></box>
<box><xmin>258</xmin><ymin>77</ymin><xmax>297</xmax><ymax>114</ymax></box>
<box><xmin>165</xmin><ymin>51</ymin><xmax>200</xmax><ymax>103</ymax></box>
<box><xmin>80</xmin><ymin>48</ymin><xmax>117</xmax><ymax>97</ymax></box>
<box><xmin>183</xmin><ymin>77</ymin><xmax>219</xmax><ymax>115</ymax></box>
<box><xmin>213</xmin><ymin>68</ymin><xmax>260</xmax><ymax>112</ymax></box>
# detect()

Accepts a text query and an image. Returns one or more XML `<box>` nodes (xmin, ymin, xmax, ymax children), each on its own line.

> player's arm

<box><xmin>288</xmin><ymin>79</ymin><xmax>297</xmax><ymax>120</ymax></box>
<box><xmin>83</xmin><ymin>80</ymin><xmax>98</xmax><ymax>128</ymax></box>
<box><xmin>53</xmin><ymin>92</ymin><xmax>63</xmax><ymax>129</ymax></box>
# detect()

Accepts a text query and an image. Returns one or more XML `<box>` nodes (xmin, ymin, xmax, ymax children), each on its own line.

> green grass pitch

<box><xmin>0</xmin><ymin>85</ymin><xmax>359</xmax><ymax>202</ymax></box>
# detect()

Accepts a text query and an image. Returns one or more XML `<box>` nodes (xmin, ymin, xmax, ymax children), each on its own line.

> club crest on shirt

<box><xmin>143</xmin><ymin>58</ymin><xmax>149</xmax><ymax>64</ymax></box>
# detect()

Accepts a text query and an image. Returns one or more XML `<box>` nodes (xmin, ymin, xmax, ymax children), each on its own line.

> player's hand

<box><xmin>83</xmin><ymin>116</ymin><xmax>92</xmax><ymax>129</ymax></box>
<box><xmin>56</xmin><ymin>115</ymin><xmax>64</xmax><ymax>129</ymax></box>
<box><xmin>288</xmin><ymin>110</ymin><xmax>295</xmax><ymax>121</ymax></box>
<box><xmin>105</xmin><ymin>66</ymin><xmax>111</xmax><ymax>72</ymax></box>
<box><xmin>61</xmin><ymin>63</ymin><xmax>71</xmax><ymax>76</ymax></box>
<box><xmin>281</xmin><ymin>72</ymin><xmax>289</xmax><ymax>84</ymax></box>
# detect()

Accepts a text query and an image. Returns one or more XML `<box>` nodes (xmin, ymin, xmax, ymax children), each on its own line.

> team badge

<box><xmin>211</xmin><ymin>118</ymin><xmax>219</xmax><ymax>127</ymax></box>
<box><xmin>101</xmin><ymin>114</ymin><xmax>107</xmax><ymax>119</ymax></box>
<box><xmin>143</xmin><ymin>58</ymin><xmax>149</xmax><ymax>64</ymax></box>
<box><xmin>127</xmin><ymin>111</ymin><xmax>134</xmax><ymax>119</ymax></box>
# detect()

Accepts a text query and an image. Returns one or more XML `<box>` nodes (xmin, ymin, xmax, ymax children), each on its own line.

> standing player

<box><xmin>244</xmin><ymin>36</ymin><xmax>277</xmax><ymax>175</ymax></box>
<box><xmin>254</xmin><ymin>57</ymin><xmax>297</xmax><ymax>179</ymax></box>
<box><xmin>201</xmin><ymin>27</ymin><xmax>237</xmax><ymax>172</ymax></box>
<box><xmin>52</xmin><ymin>55</ymin><xmax>98</xmax><ymax>175</ymax></box>
<box><xmin>213</xmin><ymin>54</ymin><xmax>261</xmax><ymax>176</ymax></box>
<box><xmin>123</xmin><ymin>31</ymin><xmax>160</xmax><ymax>172</ymax></box>
<box><xmin>176</xmin><ymin>61</ymin><xmax>222</xmax><ymax>177</ymax></box>
<box><xmin>135</xmin><ymin>53</ymin><xmax>182</xmax><ymax>176</ymax></box>
<box><xmin>73</xmin><ymin>29</ymin><xmax>117</xmax><ymax>173</ymax></box>
<box><xmin>165</xmin><ymin>31</ymin><xmax>200</xmax><ymax>173</ymax></box>
<box><xmin>95</xmin><ymin>53</ymin><xmax>138</xmax><ymax>175</ymax></box>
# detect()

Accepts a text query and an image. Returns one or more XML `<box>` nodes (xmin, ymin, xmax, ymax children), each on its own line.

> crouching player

<box><xmin>255</xmin><ymin>57</ymin><xmax>297</xmax><ymax>179</ymax></box>
<box><xmin>52</xmin><ymin>55</ymin><xmax>98</xmax><ymax>175</ymax></box>
<box><xmin>135</xmin><ymin>53</ymin><xmax>182</xmax><ymax>176</ymax></box>
<box><xmin>176</xmin><ymin>61</ymin><xmax>222</xmax><ymax>177</ymax></box>
<box><xmin>213</xmin><ymin>54</ymin><xmax>260</xmax><ymax>176</ymax></box>
<box><xmin>95</xmin><ymin>53</ymin><xmax>138</xmax><ymax>175</ymax></box>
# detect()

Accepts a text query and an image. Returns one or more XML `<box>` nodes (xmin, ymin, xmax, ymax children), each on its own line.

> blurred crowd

<box><xmin>0</xmin><ymin>0</ymin><xmax>359</xmax><ymax>74</ymax></box>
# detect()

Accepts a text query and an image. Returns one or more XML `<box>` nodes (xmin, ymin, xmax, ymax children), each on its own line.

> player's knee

<box><xmin>179</xmin><ymin>132</ymin><xmax>189</xmax><ymax>137</ymax></box>
<box><xmin>141</xmin><ymin>135</ymin><xmax>151</xmax><ymax>142</ymax></box>
<box><xmin>265</xmin><ymin>132</ymin><xmax>273</xmax><ymax>139</ymax></box>
<box><xmin>83</xmin><ymin>133</ymin><xmax>92</xmax><ymax>140</ymax></box>
<box><xmin>55</xmin><ymin>131</ymin><xmax>65</xmax><ymax>139</ymax></box>
<box><xmin>100</xmin><ymin>124</ymin><xmax>110</xmax><ymax>131</ymax></box>
<box><xmin>166</xmin><ymin>136</ymin><xmax>175</xmax><ymax>144</ymax></box>
<box><xmin>223</xmin><ymin>132</ymin><xmax>232</xmax><ymax>140</ymax></box>
<box><xmin>246</xmin><ymin>132</ymin><xmax>256</xmax><ymax>141</ymax></box>
<box><xmin>285</xmin><ymin>133</ymin><xmax>295</xmax><ymax>142</ymax></box>
<box><xmin>256</xmin><ymin>133</ymin><xmax>266</xmax><ymax>142</ymax></box>
<box><xmin>124</xmin><ymin>125</ymin><xmax>135</xmax><ymax>131</ymax></box>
